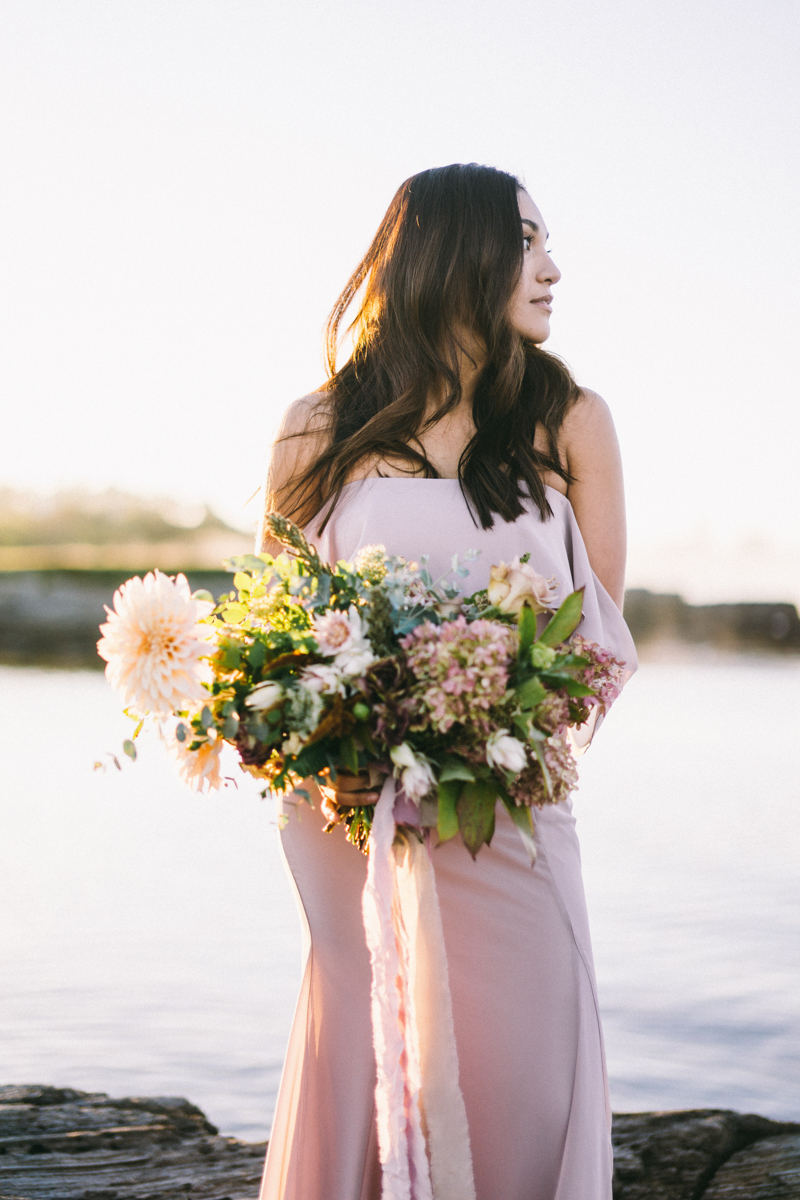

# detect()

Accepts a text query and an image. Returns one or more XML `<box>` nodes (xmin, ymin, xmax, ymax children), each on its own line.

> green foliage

<box><xmin>339</xmin><ymin>735</ymin><xmax>360</xmax><ymax>774</ymax></box>
<box><xmin>501</xmin><ymin>797</ymin><xmax>537</xmax><ymax>864</ymax></box>
<box><xmin>457</xmin><ymin>780</ymin><xmax>498</xmax><ymax>858</ymax></box>
<box><xmin>517</xmin><ymin>604</ymin><xmax>537</xmax><ymax>662</ymax></box>
<box><xmin>515</xmin><ymin>676</ymin><xmax>547</xmax><ymax>710</ymax></box>
<box><xmin>539</xmin><ymin>588</ymin><xmax>585</xmax><ymax>647</ymax></box>
<box><xmin>247</xmin><ymin>641</ymin><xmax>266</xmax><ymax>669</ymax></box>
<box><xmin>437</xmin><ymin>779</ymin><xmax>461</xmax><ymax>842</ymax></box>
<box><xmin>438</xmin><ymin>756</ymin><xmax>476</xmax><ymax>783</ymax></box>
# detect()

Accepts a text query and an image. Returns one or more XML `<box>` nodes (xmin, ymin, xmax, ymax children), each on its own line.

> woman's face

<box><xmin>507</xmin><ymin>190</ymin><xmax>561</xmax><ymax>343</ymax></box>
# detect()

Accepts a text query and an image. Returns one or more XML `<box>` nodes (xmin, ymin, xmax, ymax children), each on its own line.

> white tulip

<box><xmin>390</xmin><ymin>742</ymin><xmax>435</xmax><ymax>802</ymax></box>
<box><xmin>486</xmin><ymin>730</ymin><xmax>528</xmax><ymax>775</ymax></box>
<box><xmin>245</xmin><ymin>680</ymin><xmax>285</xmax><ymax>710</ymax></box>
<box><xmin>390</xmin><ymin>742</ymin><xmax>417</xmax><ymax>771</ymax></box>
<box><xmin>401</xmin><ymin>759</ymin><xmax>437</xmax><ymax>802</ymax></box>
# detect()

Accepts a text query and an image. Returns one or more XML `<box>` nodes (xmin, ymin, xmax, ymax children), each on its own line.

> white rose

<box><xmin>486</xmin><ymin>729</ymin><xmax>528</xmax><ymax>775</ymax></box>
<box><xmin>487</xmin><ymin>558</ymin><xmax>559</xmax><ymax>616</ymax></box>
<box><xmin>245</xmin><ymin>681</ymin><xmax>284</xmax><ymax>710</ymax></box>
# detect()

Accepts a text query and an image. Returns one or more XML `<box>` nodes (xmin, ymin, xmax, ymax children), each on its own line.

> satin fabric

<box><xmin>259</xmin><ymin>479</ymin><xmax>637</xmax><ymax>1200</ymax></box>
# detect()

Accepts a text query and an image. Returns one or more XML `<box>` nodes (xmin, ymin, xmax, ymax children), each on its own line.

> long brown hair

<box><xmin>279</xmin><ymin>163</ymin><xmax>578</xmax><ymax>531</ymax></box>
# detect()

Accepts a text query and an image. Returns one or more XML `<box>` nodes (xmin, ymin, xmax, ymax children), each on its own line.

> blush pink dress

<box><xmin>259</xmin><ymin>479</ymin><xmax>637</xmax><ymax>1200</ymax></box>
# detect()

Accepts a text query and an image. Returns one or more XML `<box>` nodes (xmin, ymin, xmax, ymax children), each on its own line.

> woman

<box><xmin>258</xmin><ymin>163</ymin><xmax>637</xmax><ymax>1200</ymax></box>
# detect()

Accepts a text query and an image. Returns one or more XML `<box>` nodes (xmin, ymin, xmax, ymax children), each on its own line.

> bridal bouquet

<box><xmin>97</xmin><ymin>514</ymin><xmax>624</xmax><ymax>858</ymax></box>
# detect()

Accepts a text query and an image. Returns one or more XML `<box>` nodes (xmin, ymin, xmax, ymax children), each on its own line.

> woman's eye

<box><xmin>523</xmin><ymin>236</ymin><xmax>532</xmax><ymax>251</ymax></box>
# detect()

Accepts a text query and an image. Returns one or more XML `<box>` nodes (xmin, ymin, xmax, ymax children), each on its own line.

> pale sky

<box><xmin>1</xmin><ymin>1</ymin><xmax>798</xmax><ymax>574</ymax></box>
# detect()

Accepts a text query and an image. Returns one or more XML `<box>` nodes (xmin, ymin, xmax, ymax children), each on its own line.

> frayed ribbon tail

<box><xmin>362</xmin><ymin>777</ymin><xmax>476</xmax><ymax>1200</ymax></box>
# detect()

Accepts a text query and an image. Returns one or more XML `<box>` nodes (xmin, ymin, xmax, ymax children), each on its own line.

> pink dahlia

<box><xmin>97</xmin><ymin>571</ymin><xmax>214</xmax><ymax>717</ymax></box>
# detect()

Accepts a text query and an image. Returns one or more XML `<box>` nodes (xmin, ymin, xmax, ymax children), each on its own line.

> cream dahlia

<box><xmin>169</xmin><ymin>724</ymin><xmax>223</xmax><ymax>793</ymax></box>
<box><xmin>97</xmin><ymin>571</ymin><xmax>214</xmax><ymax>717</ymax></box>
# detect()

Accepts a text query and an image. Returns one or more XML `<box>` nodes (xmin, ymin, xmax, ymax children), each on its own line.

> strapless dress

<box><xmin>259</xmin><ymin>478</ymin><xmax>637</xmax><ymax>1200</ymax></box>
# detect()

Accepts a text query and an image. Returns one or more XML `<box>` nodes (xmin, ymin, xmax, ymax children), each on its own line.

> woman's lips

<box><xmin>531</xmin><ymin>295</ymin><xmax>553</xmax><ymax>312</ymax></box>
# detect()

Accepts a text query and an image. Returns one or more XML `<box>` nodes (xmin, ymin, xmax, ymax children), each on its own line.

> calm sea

<box><xmin>1</xmin><ymin>658</ymin><xmax>799</xmax><ymax>1140</ymax></box>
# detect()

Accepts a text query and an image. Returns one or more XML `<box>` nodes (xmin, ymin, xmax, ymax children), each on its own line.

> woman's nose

<box><xmin>539</xmin><ymin>253</ymin><xmax>561</xmax><ymax>286</ymax></box>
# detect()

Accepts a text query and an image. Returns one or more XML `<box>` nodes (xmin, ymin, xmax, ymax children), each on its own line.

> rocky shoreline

<box><xmin>2</xmin><ymin>1086</ymin><xmax>799</xmax><ymax>1199</ymax></box>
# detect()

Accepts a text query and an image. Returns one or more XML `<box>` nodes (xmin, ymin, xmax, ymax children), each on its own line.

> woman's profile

<box><xmin>258</xmin><ymin>163</ymin><xmax>637</xmax><ymax>1200</ymax></box>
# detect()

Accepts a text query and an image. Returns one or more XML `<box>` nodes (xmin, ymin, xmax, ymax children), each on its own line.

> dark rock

<box><xmin>703</xmin><ymin>1133</ymin><xmax>800</xmax><ymax>1198</ymax></box>
<box><xmin>3</xmin><ymin>1087</ymin><xmax>800</xmax><ymax>1199</ymax></box>
<box><xmin>612</xmin><ymin>1110</ymin><xmax>800</xmax><ymax>1200</ymax></box>
<box><xmin>0</xmin><ymin>1087</ymin><xmax>264</xmax><ymax>1200</ymax></box>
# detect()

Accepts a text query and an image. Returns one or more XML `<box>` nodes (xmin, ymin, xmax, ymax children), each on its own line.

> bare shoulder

<box><xmin>559</xmin><ymin>388</ymin><xmax>621</xmax><ymax>478</ymax></box>
<box><xmin>270</xmin><ymin>391</ymin><xmax>330</xmax><ymax>474</ymax></box>
<box><xmin>560</xmin><ymin>388</ymin><xmax>617</xmax><ymax>444</ymax></box>
<box><xmin>259</xmin><ymin>392</ymin><xmax>332</xmax><ymax>544</ymax></box>
<box><xmin>558</xmin><ymin>388</ymin><xmax>627</xmax><ymax>608</ymax></box>
<box><xmin>275</xmin><ymin>390</ymin><xmax>330</xmax><ymax>440</ymax></box>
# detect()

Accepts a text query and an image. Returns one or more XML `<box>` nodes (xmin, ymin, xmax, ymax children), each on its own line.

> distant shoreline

<box><xmin>1</xmin><ymin>570</ymin><xmax>798</xmax><ymax>668</ymax></box>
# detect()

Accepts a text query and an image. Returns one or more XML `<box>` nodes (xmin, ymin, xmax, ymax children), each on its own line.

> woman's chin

<box><xmin>513</xmin><ymin>316</ymin><xmax>551</xmax><ymax>344</ymax></box>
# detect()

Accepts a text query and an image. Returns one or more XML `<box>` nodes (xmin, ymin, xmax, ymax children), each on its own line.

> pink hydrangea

<box><xmin>401</xmin><ymin>616</ymin><xmax>517</xmax><ymax>734</ymax></box>
<box><xmin>570</xmin><ymin>634</ymin><xmax>625</xmax><ymax>713</ymax></box>
<box><xmin>508</xmin><ymin>730</ymin><xmax>578</xmax><ymax>808</ymax></box>
<box><xmin>534</xmin><ymin>691</ymin><xmax>572</xmax><ymax>734</ymax></box>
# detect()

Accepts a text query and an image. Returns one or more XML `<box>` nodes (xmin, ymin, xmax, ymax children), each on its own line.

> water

<box><xmin>1</xmin><ymin>658</ymin><xmax>799</xmax><ymax>1139</ymax></box>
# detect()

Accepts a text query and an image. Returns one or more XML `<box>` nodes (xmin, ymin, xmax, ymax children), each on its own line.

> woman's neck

<box><xmin>424</xmin><ymin>339</ymin><xmax>485</xmax><ymax>423</ymax></box>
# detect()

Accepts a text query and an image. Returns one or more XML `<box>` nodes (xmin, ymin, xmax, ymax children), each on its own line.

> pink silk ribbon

<box><xmin>362</xmin><ymin>777</ymin><xmax>476</xmax><ymax>1200</ymax></box>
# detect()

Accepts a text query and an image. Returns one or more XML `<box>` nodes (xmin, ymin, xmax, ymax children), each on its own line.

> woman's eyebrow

<box><xmin>521</xmin><ymin>219</ymin><xmax>539</xmax><ymax>232</ymax></box>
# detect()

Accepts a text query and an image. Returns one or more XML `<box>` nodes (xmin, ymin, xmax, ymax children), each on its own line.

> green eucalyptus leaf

<box><xmin>222</xmin><ymin>713</ymin><xmax>240</xmax><ymax>740</ymax></box>
<box><xmin>437</xmin><ymin>779</ymin><xmax>461</xmax><ymax>843</ymax></box>
<box><xmin>538</xmin><ymin>588</ymin><xmax>585</xmax><ymax>647</ymax></box>
<box><xmin>175</xmin><ymin>722</ymin><xmax>188</xmax><ymax>743</ymax></box>
<box><xmin>224</xmin><ymin>553</ymin><xmax>271</xmax><ymax>573</ymax></box>
<box><xmin>191</xmin><ymin>589</ymin><xmax>215</xmax><ymax>603</ymax></box>
<box><xmin>200</xmin><ymin>706</ymin><xmax>214</xmax><ymax>730</ymax></box>
<box><xmin>122</xmin><ymin>739</ymin><xmax>137</xmax><ymax>761</ymax></box>
<box><xmin>221</xmin><ymin>603</ymin><xmax>248</xmax><ymax>624</ymax></box>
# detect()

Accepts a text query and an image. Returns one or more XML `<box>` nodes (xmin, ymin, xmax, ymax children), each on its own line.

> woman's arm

<box><xmin>560</xmin><ymin>389</ymin><xmax>628</xmax><ymax>610</ymax></box>
<box><xmin>259</xmin><ymin>394</ymin><xmax>383</xmax><ymax>804</ymax></box>
<box><xmin>257</xmin><ymin>393</ymin><xmax>328</xmax><ymax>554</ymax></box>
